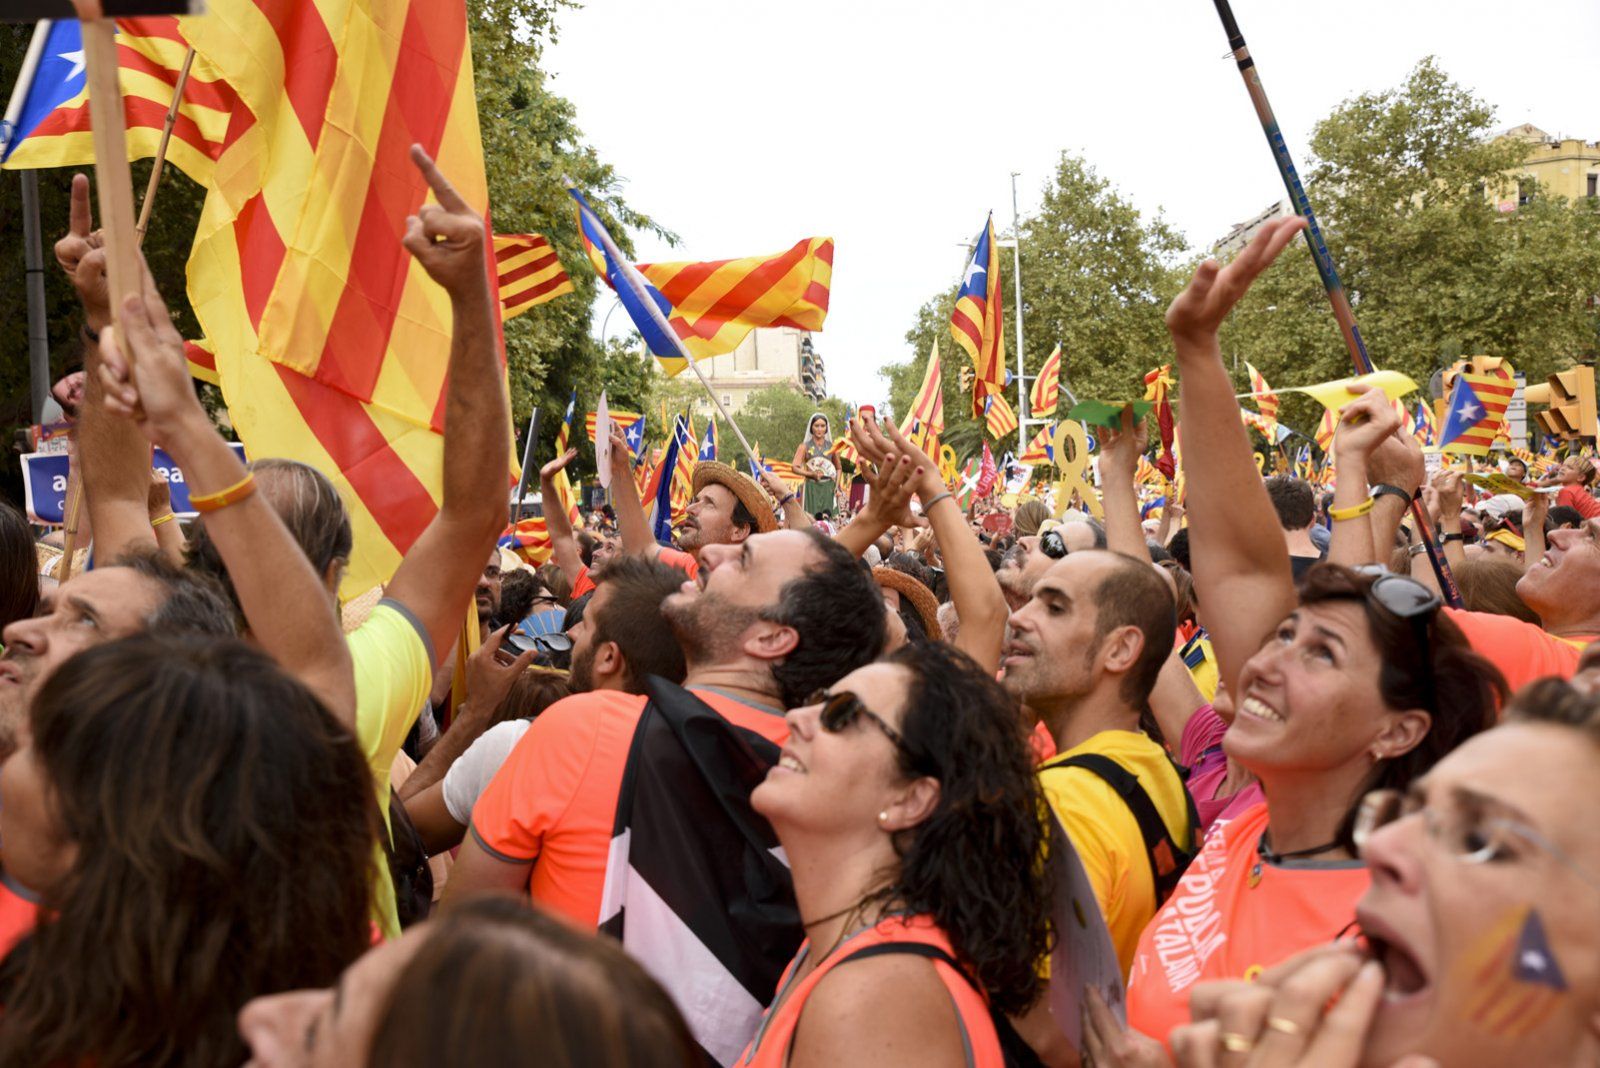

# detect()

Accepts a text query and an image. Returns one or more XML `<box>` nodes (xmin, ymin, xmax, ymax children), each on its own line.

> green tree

<box><xmin>1218</xmin><ymin>58</ymin><xmax>1600</xmax><ymax>436</ymax></box>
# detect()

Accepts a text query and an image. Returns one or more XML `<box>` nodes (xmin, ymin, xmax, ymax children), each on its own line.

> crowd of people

<box><xmin>1</xmin><ymin>160</ymin><xmax>1596</xmax><ymax>1068</ymax></box>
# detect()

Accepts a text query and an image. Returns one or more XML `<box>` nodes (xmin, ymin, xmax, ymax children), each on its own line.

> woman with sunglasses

<box><xmin>1109</xmin><ymin>219</ymin><xmax>1504</xmax><ymax>1050</ymax></box>
<box><xmin>736</xmin><ymin>641</ymin><xmax>1053</xmax><ymax>1068</ymax></box>
<box><xmin>1165</xmin><ymin>678</ymin><xmax>1600</xmax><ymax>1068</ymax></box>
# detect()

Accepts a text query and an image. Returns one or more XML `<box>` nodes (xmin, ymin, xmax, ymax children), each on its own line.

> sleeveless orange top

<box><xmin>0</xmin><ymin>873</ymin><xmax>39</xmax><ymax>959</ymax></box>
<box><xmin>735</xmin><ymin>914</ymin><xmax>1002</xmax><ymax>1068</ymax></box>
<box><xmin>1125</xmin><ymin>803</ymin><xmax>1369</xmax><ymax>1043</ymax></box>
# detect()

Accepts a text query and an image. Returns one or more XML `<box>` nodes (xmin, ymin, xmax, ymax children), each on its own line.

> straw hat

<box><xmin>873</xmin><ymin>566</ymin><xmax>940</xmax><ymax>639</ymax></box>
<box><xmin>691</xmin><ymin>462</ymin><xmax>778</xmax><ymax>534</ymax></box>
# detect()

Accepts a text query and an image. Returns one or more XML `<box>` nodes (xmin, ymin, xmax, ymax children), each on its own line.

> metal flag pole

<box><xmin>1208</xmin><ymin>0</ymin><xmax>1463</xmax><ymax>607</ymax></box>
<box><xmin>135</xmin><ymin>45</ymin><xmax>195</xmax><ymax>247</ymax></box>
<box><xmin>565</xmin><ymin>178</ymin><xmax>761</xmax><ymax>462</ymax></box>
<box><xmin>1010</xmin><ymin>171</ymin><xmax>1029</xmax><ymax>434</ymax></box>
<box><xmin>5</xmin><ymin>20</ymin><xmax>55</xmax><ymax>423</ymax></box>
<box><xmin>512</xmin><ymin>408</ymin><xmax>541</xmax><ymax>523</ymax></box>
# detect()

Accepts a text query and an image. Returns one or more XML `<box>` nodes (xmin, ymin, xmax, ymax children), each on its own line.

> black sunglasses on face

<box><xmin>1039</xmin><ymin>531</ymin><xmax>1068</xmax><ymax>560</ymax></box>
<box><xmin>808</xmin><ymin>689</ymin><xmax>907</xmax><ymax>750</ymax></box>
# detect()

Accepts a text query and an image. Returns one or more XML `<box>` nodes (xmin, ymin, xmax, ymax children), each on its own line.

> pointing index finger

<box><xmin>410</xmin><ymin>144</ymin><xmax>470</xmax><ymax>215</ymax></box>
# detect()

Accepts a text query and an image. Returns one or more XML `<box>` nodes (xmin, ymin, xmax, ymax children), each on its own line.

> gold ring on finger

<box><xmin>1219</xmin><ymin>1032</ymin><xmax>1256</xmax><ymax>1053</ymax></box>
<box><xmin>1266</xmin><ymin>1016</ymin><xmax>1303</xmax><ymax>1035</ymax></box>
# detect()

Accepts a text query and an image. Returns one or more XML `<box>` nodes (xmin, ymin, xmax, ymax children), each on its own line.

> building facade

<box><xmin>1211</xmin><ymin>200</ymin><xmax>1291</xmax><ymax>259</ymax></box>
<box><xmin>1494</xmin><ymin>124</ymin><xmax>1600</xmax><ymax>207</ymax></box>
<box><xmin>679</xmin><ymin>327</ymin><xmax>827</xmax><ymax>415</ymax></box>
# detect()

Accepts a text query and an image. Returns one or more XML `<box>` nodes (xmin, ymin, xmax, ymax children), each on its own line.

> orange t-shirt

<box><xmin>1557</xmin><ymin>485</ymin><xmax>1600</xmax><ymax>520</ymax></box>
<box><xmin>658</xmin><ymin>547</ymin><xmax>700</xmax><ymax>581</ymax></box>
<box><xmin>0</xmin><ymin>873</ymin><xmax>39</xmax><ymax>959</ymax></box>
<box><xmin>736</xmin><ymin>915</ymin><xmax>1003</xmax><ymax>1068</ymax></box>
<box><xmin>1126</xmin><ymin>803</ymin><xmax>1368</xmax><ymax>1043</ymax></box>
<box><xmin>571</xmin><ymin>565</ymin><xmax>596</xmax><ymax>599</ymax></box>
<box><xmin>1445</xmin><ymin>608</ymin><xmax>1590</xmax><ymax>694</ymax></box>
<box><xmin>469</xmin><ymin>688</ymin><xmax>786</xmax><ymax>927</ymax></box>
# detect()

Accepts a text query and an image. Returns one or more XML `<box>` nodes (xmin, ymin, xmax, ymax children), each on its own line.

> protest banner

<box><xmin>22</xmin><ymin>443</ymin><xmax>246</xmax><ymax>525</ymax></box>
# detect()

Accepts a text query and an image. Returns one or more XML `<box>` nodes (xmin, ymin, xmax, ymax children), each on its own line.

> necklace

<box><xmin>1258</xmin><ymin>831</ymin><xmax>1344</xmax><ymax>864</ymax></box>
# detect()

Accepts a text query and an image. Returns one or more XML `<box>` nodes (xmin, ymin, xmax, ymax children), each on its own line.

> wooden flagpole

<box><xmin>135</xmin><ymin>45</ymin><xmax>195</xmax><ymax>247</ymax></box>
<box><xmin>79</xmin><ymin>15</ymin><xmax>143</xmax><ymax>355</ymax></box>
<box><xmin>1208</xmin><ymin>0</ymin><xmax>1463</xmax><ymax>608</ymax></box>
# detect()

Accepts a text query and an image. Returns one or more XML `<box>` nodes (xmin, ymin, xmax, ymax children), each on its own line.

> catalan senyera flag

<box><xmin>983</xmin><ymin>392</ymin><xmax>1019</xmax><ymax>440</ymax></box>
<box><xmin>3</xmin><ymin>18</ymin><xmax>234</xmax><ymax>182</ymax></box>
<box><xmin>1440</xmin><ymin>372</ymin><xmax>1516</xmax><ymax>457</ymax></box>
<box><xmin>1019</xmin><ymin>423</ymin><xmax>1053</xmax><ymax>465</ymax></box>
<box><xmin>573</xmin><ymin>193</ymin><xmax>833</xmax><ymax>377</ymax></box>
<box><xmin>1314</xmin><ymin>408</ymin><xmax>1338</xmax><ymax>453</ymax></box>
<box><xmin>950</xmin><ymin>214</ymin><xmax>1004</xmax><ymax>416</ymax></box>
<box><xmin>901</xmin><ymin>339</ymin><xmax>946</xmax><ymax>458</ymax></box>
<box><xmin>551</xmin><ymin>392</ymin><xmax>582</xmax><ymax>526</ymax></box>
<box><xmin>182</xmin><ymin>0</ymin><xmax>498</xmax><ymax>596</ymax></box>
<box><xmin>499</xmin><ymin>516</ymin><xmax>553</xmax><ymax>567</ymax></box>
<box><xmin>1030</xmin><ymin>343</ymin><xmax>1062</xmax><ymax>418</ymax></box>
<box><xmin>1245</xmin><ymin>362</ymin><xmax>1278</xmax><ymax>435</ymax></box>
<box><xmin>495</xmin><ymin>234</ymin><xmax>573</xmax><ymax>320</ymax></box>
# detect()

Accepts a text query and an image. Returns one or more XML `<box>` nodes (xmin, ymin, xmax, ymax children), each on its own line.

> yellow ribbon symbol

<box><xmin>939</xmin><ymin>445</ymin><xmax>959</xmax><ymax>487</ymax></box>
<box><xmin>1051</xmin><ymin>420</ymin><xmax>1102</xmax><ymax>520</ymax></box>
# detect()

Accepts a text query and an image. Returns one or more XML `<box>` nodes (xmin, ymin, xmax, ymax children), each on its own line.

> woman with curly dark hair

<box><xmin>0</xmin><ymin>633</ymin><xmax>379</xmax><ymax>1068</ymax></box>
<box><xmin>736</xmin><ymin>640</ymin><xmax>1053</xmax><ymax>1068</ymax></box>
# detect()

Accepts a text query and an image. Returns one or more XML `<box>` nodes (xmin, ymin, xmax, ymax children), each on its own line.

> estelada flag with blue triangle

<box><xmin>950</xmin><ymin>214</ymin><xmax>1004</xmax><ymax>417</ymax></box>
<box><xmin>1440</xmin><ymin>372</ymin><xmax>1515</xmax><ymax>456</ymax></box>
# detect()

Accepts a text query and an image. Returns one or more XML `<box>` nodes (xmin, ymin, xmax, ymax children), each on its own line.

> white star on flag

<box><xmin>1522</xmin><ymin>949</ymin><xmax>1548</xmax><ymax>973</ymax></box>
<box><xmin>963</xmin><ymin>259</ymin><xmax>985</xmax><ymax>288</ymax></box>
<box><xmin>1460</xmin><ymin>400</ymin><xmax>1482</xmax><ymax>422</ymax></box>
<box><xmin>58</xmin><ymin>48</ymin><xmax>86</xmax><ymax>83</ymax></box>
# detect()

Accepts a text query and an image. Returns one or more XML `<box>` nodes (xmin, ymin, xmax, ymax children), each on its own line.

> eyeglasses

<box><xmin>1039</xmin><ymin>531</ymin><xmax>1068</xmax><ymax>560</ymax></box>
<box><xmin>808</xmin><ymin>689</ymin><xmax>907</xmax><ymax>751</ymax></box>
<box><xmin>1354</xmin><ymin>788</ymin><xmax>1600</xmax><ymax>894</ymax></box>
<box><xmin>1351</xmin><ymin>566</ymin><xmax>1442</xmax><ymax>714</ymax></box>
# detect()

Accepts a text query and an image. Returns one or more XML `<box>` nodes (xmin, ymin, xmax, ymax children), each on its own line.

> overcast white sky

<box><xmin>545</xmin><ymin>0</ymin><xmax>1600</xmax><ymax>405</ymax></box>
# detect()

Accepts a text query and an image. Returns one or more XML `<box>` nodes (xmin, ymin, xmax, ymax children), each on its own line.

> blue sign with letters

<box><xmin>23</xmin><ymin>444</ymin><xmax>248</xmax><ymax>526</ymax></box>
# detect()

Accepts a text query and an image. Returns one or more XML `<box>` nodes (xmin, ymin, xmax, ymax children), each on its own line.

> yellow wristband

<box><xmin>150</xmin><ymin>512</ymin><xmax>177</xmax><ymax>528</ymax></box>
<box><xmin>190</xmin><ymin>473</ymin><xmax>257</xmax><ymax>514</ymax></box>
<box><xmin>1328</xmin><ymin>497</ymin><xmax>1375</xmax><ymax>521</ymax></box>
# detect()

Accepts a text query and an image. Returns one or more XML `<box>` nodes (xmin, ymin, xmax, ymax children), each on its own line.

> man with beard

<box><xmin>400</xmin><ymin>555</ymin><xmax>690</xmax><ymax>851</ymax></box>
<box><xmin>602</xmin><ymin>420</ymin><xmax>778</xmax><ymax>581</ymax></box>
<box><xmin>443</xmin><ymin>528</ymin><xmax>885</xmax><ymax>924</ymax></box>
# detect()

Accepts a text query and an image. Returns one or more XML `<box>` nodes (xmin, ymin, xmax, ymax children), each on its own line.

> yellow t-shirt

<box><xmin>1039</xmin><ymin>730</ymin><xmax>1194</xmax><ymax>977</ymax></box>
<box><xmin>348</xmin><ymin>600</ymin><xmax>434</xmax><ymax>940</ymax></box>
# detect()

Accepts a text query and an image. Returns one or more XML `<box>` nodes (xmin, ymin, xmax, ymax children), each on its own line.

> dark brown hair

<box><xmin>0</xmin><ymin>499</ymin><xmax>39</xmax><ymax>632</ymax></box>
<box><xmin>593</xmin><ymin>554</ymin><xmax>690</xmax><ymax>688</ymax></box>
<box><xmin>494</xmin><ymin>667</ymin><xmax>572</xmax><ymax>725</ymax></box>
<box><xmin>369</xmin><ymin>895</ymin><xmax>700</xmax><ymax>1067</ymax></box>
<box><xmin>0</xmin><ymin>634</ymin><xmax>379</xmax><ymax>1068</ymax></box>
<box><xmin>1090</xmin><ymin>551</ymin><xmax>1178</xmax><ymax>713</ymax></box>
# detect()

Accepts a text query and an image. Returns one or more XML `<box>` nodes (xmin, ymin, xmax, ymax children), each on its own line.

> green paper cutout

<box><xmin>1067</xmin><ymin>400</ymin><xmax>1155</xmax><ymax>430</ymax></box>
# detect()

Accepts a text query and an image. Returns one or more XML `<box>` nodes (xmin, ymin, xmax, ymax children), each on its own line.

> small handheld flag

<box><xmin>494</xmin><ymin>235</ymin><xmax>573</xmax><ymax>319</ymax></box>
<box><xmin>1030</xmin><ymin>344</ymin><xmax>1062</xmax><ymax>418</ymax></box>
<box><xmin>1440</xmin><ymin>373</ymin><xmax>1515</xmax><ymax>456</ymax></box>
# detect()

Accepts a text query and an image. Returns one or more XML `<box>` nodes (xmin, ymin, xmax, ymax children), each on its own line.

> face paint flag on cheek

<box><xmin>1459</xmin><ymin>904</ymin><xmax>1568</xmax><ymax>1038</ymax></box>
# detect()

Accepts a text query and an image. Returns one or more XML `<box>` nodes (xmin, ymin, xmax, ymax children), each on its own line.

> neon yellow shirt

<box><xmin>349</xmin><ymin>600</ymin><xmax>433</xmax><ymax>940</ymax></box>
<box><xmin>1039</xmin><ymin>729</ymin><xmax>1194</xmax><ymax>977</ymax></box>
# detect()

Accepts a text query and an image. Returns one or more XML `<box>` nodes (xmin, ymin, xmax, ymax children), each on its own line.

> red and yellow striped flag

<box><xmin>184</xmin><ymin>0</ymin><xmax>495</xmax><ymax>595</ymax></box>
<box><xmin>901</xmin><ymin>339</ymin><xmax>946</xmax><ymax>459</ymax></box>
<box><xmin>984</xmin><ymin>393</ymin><xmax>1019</xmax><ymax>440</ymax></box>
<box><xmin>1246</xmin><ymin>362</ymin><xmax>1278</xmax><ymax>435</ymax></box>
<box><xmin>581</xmin><ymin>233</ymin><xmax>834</xmax><ymax>376</ymax></box>
<box><xmin>583</xmin><ymin>409</ymin><xmax>643</xmax><ymax>442</ymax></box>
<box><xmin>1019</xmin><ymin>424</ymin><xmax>1052</xmax><ymax>465</ymax></box>
<box><xmin>495</xmin><ymin>234</ymin><xmax>573</xmax><ymax>320</ymax></box>
<box><xmin>2</xmin><ymin>18</ymin><xmax>235</xmax><ymax>183</ymax></box>
<box><xmin>950</xmin><ymin>214</ymin><xmax>1005</xmax><ymax>416</ymax></box>
<box><xmin>1030</xmin><ymin>344</ymin><xmax>1062</xmax><ymax>418</ymax></box>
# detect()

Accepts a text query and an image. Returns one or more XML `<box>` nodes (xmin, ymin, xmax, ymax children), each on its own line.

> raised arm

<box><xmin>1165</xmin><ymin>216</ymin><xmax>1305</xmax><ymax>696</ymax></box>
<box><xmin>875</xmin><ymin>419</ymin><xmax>1008</xmax><ymax>674</ymax></box>
<box><xmin>833</xmin><ymin>426</ymin><xmax>923</xmax><ymax>558</ymax></box>
<box><xmin>379</xmin><ymin>146</ymin><xmax>512</xmax><ymax>668</ymax></box>
<box><xmin>98</xmin><ymin>269</ymin><xmax>356</xmax><ymax>724</ymax></box>
<box><xmin>1324</xmin><ymin>388</ymin><xmax>1402</xmax><ymax>568</ymax></box>
<box><xmin>759</xmin><ymin>467</ymin><xmax>812</xmax><ymax>530</ymax></box>
<box><xmin>538</xmin><ymin>448</ymin><xmax>585</xmax><ymax>579</ymax></box>
<box><xmin>604</xmin><ymin>421</ymin><xmax>657</xmax><ymax>556</ymax></box>
<box><xmin>1098</xmin><ymin>407</ymin><xmax>1152</xmax><ymax>563</ymax></box>
<box><xmin>58</xmin><ymin>175</ymin><xmax>159</xmax><ymax>561</ymax></box>
<box><xmin>1523</xmin><ymin>490</ymin><xmax>1550</xmax><ymax>575</ymax></box>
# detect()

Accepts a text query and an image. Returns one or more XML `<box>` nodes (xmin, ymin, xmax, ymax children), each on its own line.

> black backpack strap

<box><xmin>838</xmin><ymin>942</ymin><xmax>1045</xmax><ymax>1068</ymax></box>
<box><xmin>1052</xmin><ymin>752</ymin><xmax>1199</xmax><ymax>904</ymax></box>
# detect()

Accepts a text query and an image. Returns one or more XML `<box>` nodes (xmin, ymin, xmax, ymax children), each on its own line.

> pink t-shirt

<box><xmin>1180</xmin><ymin>704</ymin><xmax>1264</xmax><ymax>839</ymax></box>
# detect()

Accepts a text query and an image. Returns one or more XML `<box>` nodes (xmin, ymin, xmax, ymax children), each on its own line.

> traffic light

<box><xmin>958</xmin><ymin>366</ymin><xmax>975</xmax><ymax>393</ymax></box>
<box><xmin>1525</xmin><ymin>367</ymin><xmax>1598</xmax><ymax>440</ymax></box>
